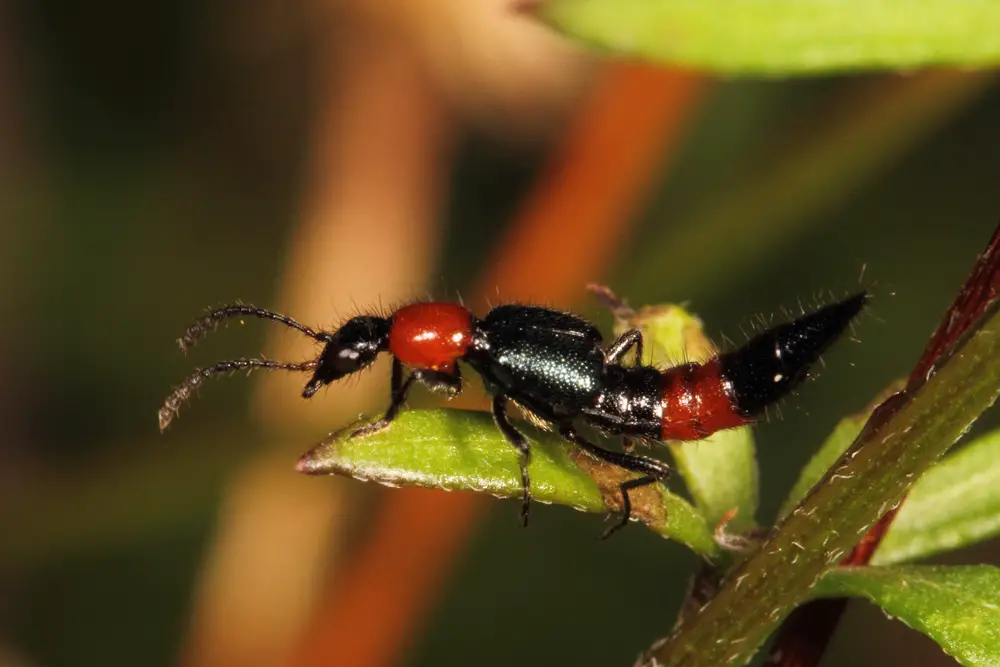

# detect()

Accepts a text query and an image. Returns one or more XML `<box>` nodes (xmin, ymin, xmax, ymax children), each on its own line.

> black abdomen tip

<box><xmin>821</xmin><ymin>291</ymin><xmax>869</xmax><ymax>326</ymax></box>
<box><xmin>721</xmin><ymin>292</ymin><xmax>869</xmax><ymax>417</ymax></box>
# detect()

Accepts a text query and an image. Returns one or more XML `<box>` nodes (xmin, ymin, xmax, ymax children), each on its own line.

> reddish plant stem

<box><xmin>767</xmin><ymin>221</ymin><xmax>1000</xmax><ymax>666</ymax></box>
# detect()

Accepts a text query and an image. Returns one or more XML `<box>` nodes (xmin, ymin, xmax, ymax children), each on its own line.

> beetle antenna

<box><xmin>158</xmin><ymin>357</ymin><xmax>318</xmax><ymax>432</ymax></box>
<box><xmin>177</xmin><ymin>305</ymin><xmax>330</xmax><ymax>353</ymax></box>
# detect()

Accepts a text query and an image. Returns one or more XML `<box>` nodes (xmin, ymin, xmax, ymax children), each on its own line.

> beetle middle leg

<box><xmin>492</xmin><ymin>395</ymin><xmax>533</xmax><ymax>527</ymax></box>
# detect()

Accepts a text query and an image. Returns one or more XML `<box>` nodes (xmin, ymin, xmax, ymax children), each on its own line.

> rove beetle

<box><xmin>159</xmin><ymin>289</ymin><xmax>867</xmax><ymax>536</ymax></box>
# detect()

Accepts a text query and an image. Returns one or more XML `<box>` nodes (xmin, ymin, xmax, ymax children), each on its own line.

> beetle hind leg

<box><xmin>559</xmin><ymin>426</ymin><xmax>671</xmax><ymax>538</ymax></box>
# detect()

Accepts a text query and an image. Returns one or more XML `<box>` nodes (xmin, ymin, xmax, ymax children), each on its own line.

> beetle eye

<box><xmin>331</xmin><ymin>345</ymin><xmax>369</xmax><ymax>373</ymax></box>
<box><xmin>317</xmin><ymin>341</ymin><xmax>373</xmax><ymax>379</ymax></box>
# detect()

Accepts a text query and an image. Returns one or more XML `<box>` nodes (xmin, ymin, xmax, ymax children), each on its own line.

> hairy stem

<box><xmin>638</xmin><ymin>299</ymin><xmax>1000</xmax><ymax>667</ymax></box>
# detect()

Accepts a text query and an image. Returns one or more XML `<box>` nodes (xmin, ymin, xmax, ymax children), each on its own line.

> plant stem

<box><xmin>637</xmin><ymin>300</ymin><xmax>1000</xmax><ymax>667</ymax></box>
<box><xmin>767</xmin><ymin>222</ymin><xmax>1000</xmax><ymax>666</ymax></box>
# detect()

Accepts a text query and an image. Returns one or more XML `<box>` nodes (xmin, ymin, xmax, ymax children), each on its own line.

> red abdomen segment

<box><xmin>658</xmin><ymin>292</ymin><xmax>870</xmax><ymax>440</ymax></box>
<box><xmin>388</xmin><ymin>302</ymin><xmax>473</xmax><ymax>372</ymax></box>
<box><xmin>659</xmin><ymin>359</ymin><xmax>748</xmax><ymax>440</ymax></box>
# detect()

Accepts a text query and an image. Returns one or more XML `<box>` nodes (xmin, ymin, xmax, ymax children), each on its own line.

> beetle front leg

<box><xmin>350</xmin><ymin>358</ymin><xmax>415</xmax><ymax>438</ymax></box>
<box><xmin>413</xmin><ymin>366</ymin><xmax>463</xmax><ymax>398</ymax></box>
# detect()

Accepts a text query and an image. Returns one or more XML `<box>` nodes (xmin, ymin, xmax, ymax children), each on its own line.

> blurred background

<box><xmin>2</xmin><ymin>1</ymin><xmax>999</xmax><ymax>666</ymax></box>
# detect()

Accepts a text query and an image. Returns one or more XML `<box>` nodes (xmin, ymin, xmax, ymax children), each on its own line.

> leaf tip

<box><xmin>295</xmin><ymin>446</ymin><xmax>329</xmax><ymax>475</ymax></box>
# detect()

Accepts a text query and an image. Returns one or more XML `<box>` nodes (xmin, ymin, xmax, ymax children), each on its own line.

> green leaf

<box><xmin>779</xmin><ymin>384</ymin><xmax>904</xmax><ymax>519</ymax></box>
<box><xmin>875</xmin><ymin>427</ymin><xmax>1000</xmax><ymax>565</ymax></box>
<box><xmin>298</xmin><ymin>408</ymin><xmax>720</xmax><ymax>559</ymax></box>
<box><xmin>606</xmin><ymin>300</ymin><xmax>759</xmax><ymax>530</ymax></box>
<box><xmin>538</xmin><ymin>0</ymin><xmax>1000</xmax><ymax>75</ymax></box>
<box><xmin>813</xmin><ymin>565</ymin><xmax>1000</xmax><ymax>666</ymax></box>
